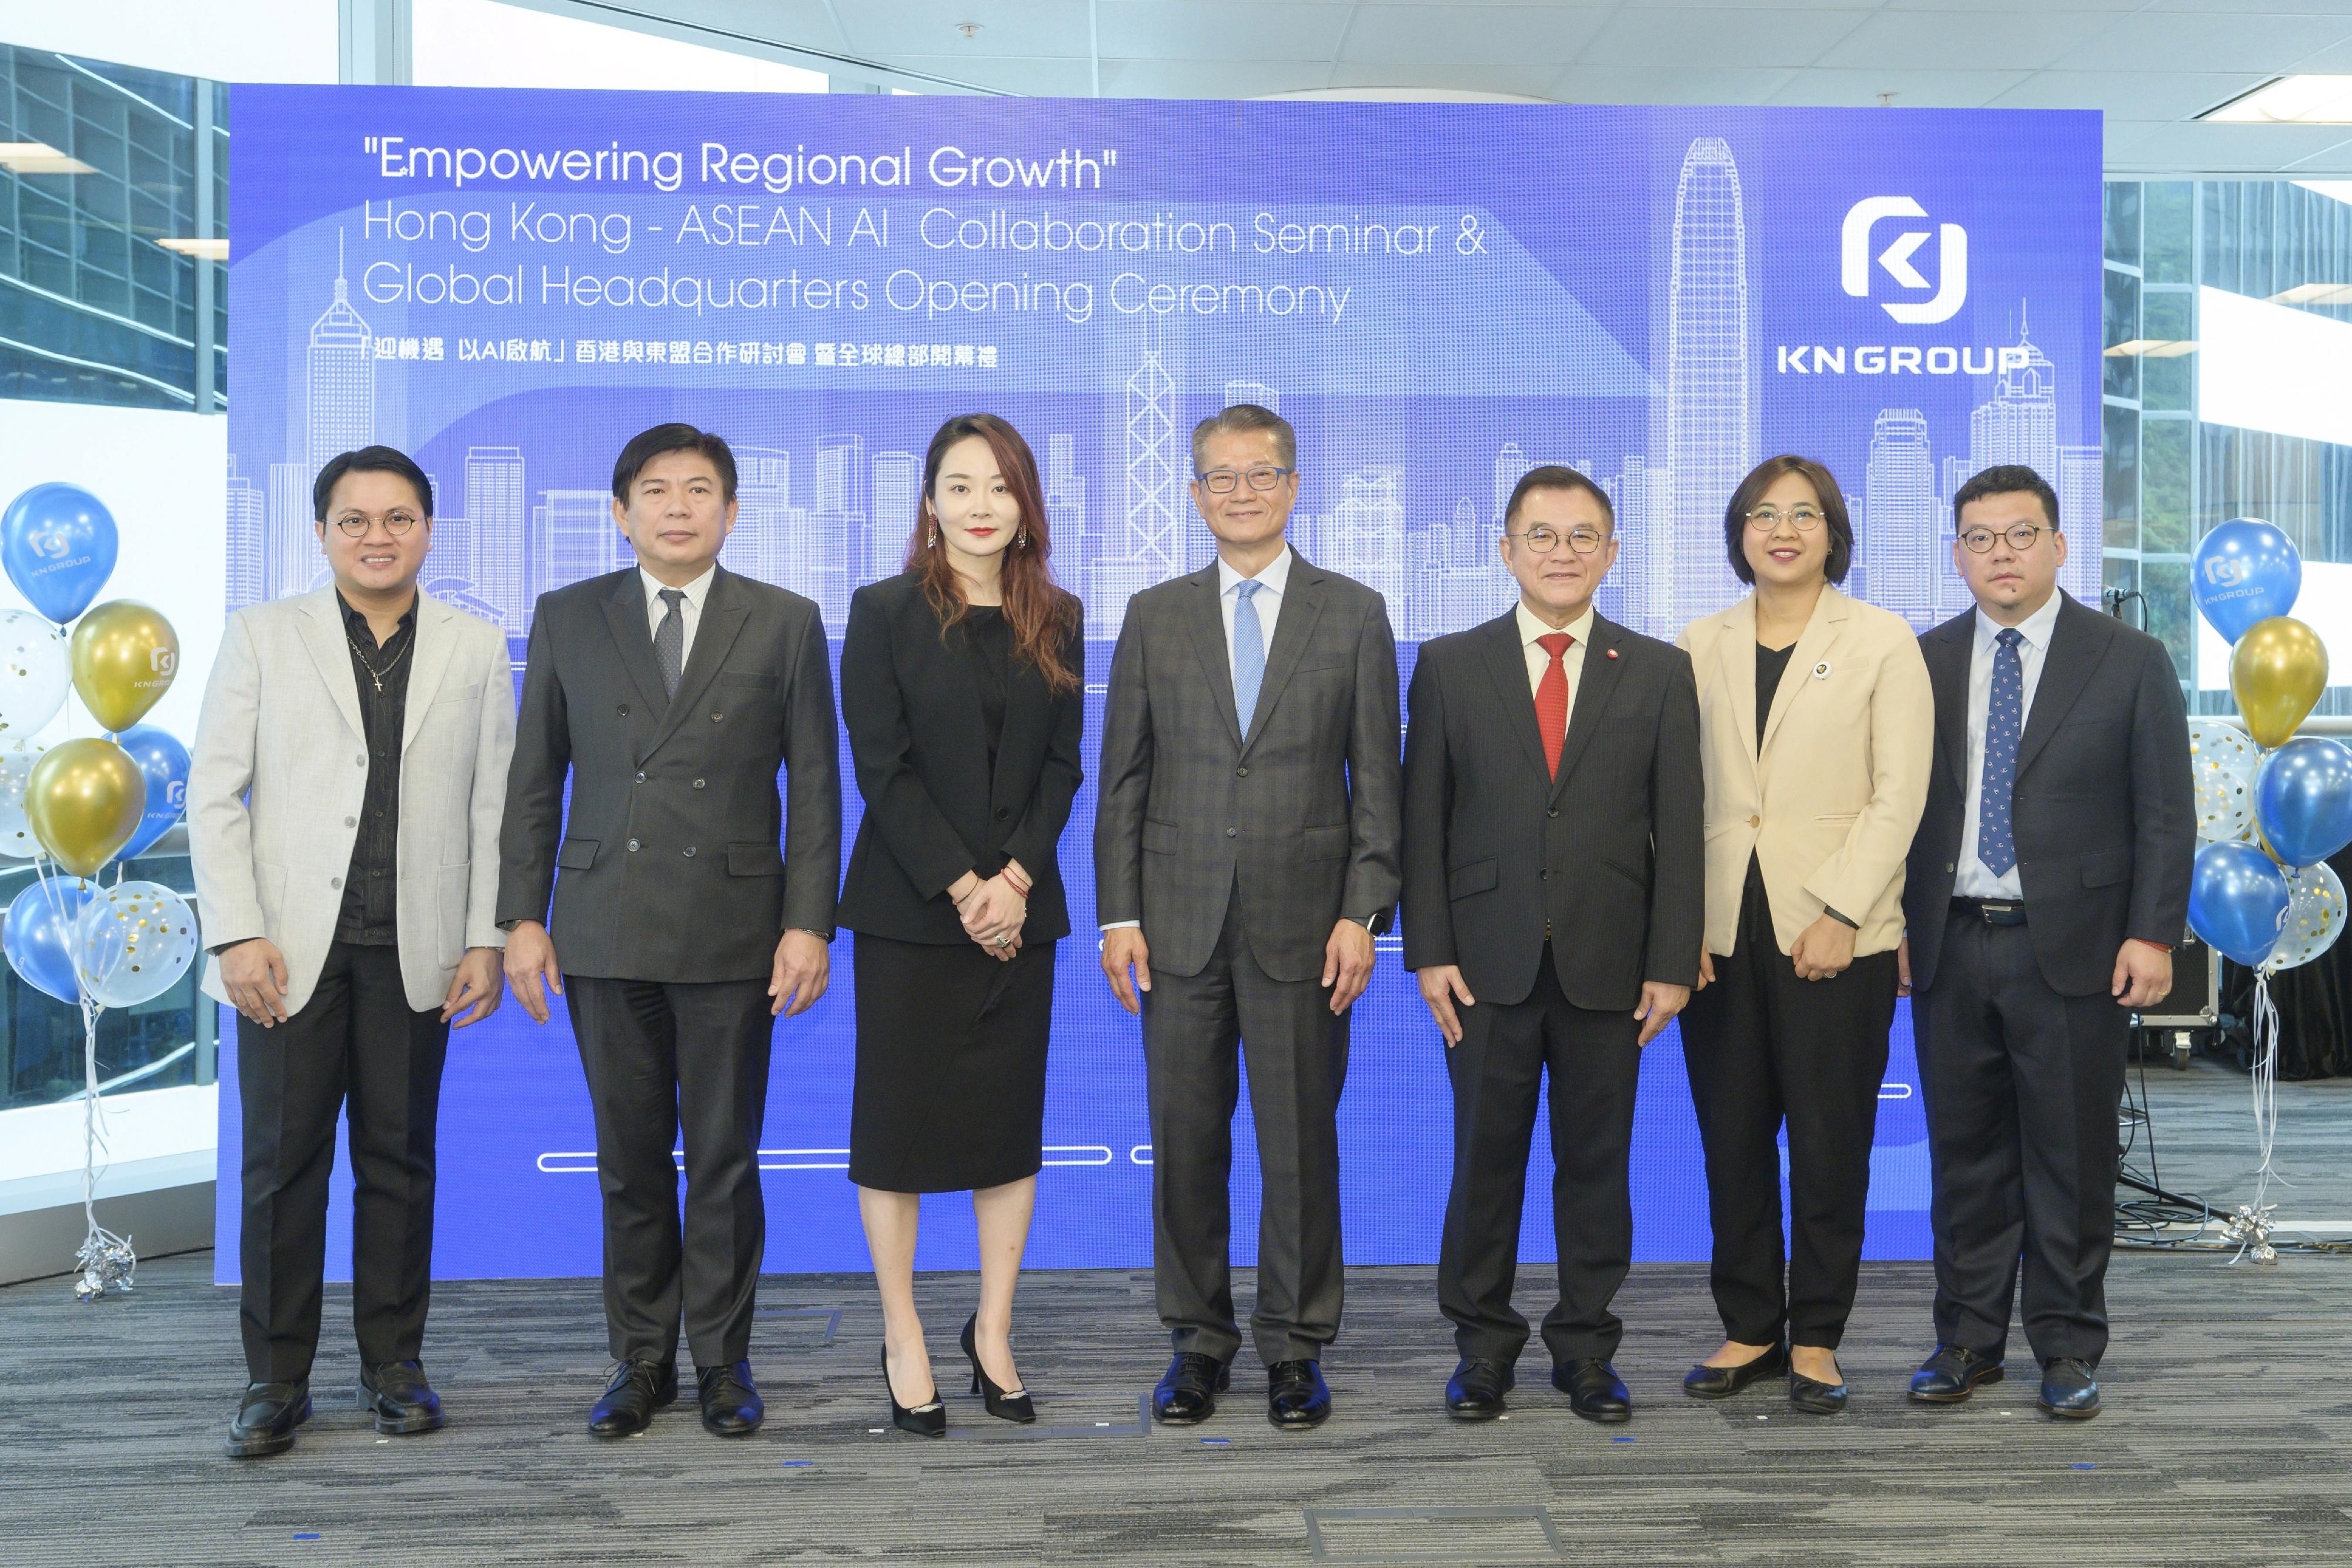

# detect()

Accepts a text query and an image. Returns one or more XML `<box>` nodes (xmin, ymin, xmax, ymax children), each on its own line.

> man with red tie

<box><xmin>1401</xmin><ymin>464</ymin><xmax>1705</xmax><ymax>1422</ymax></box>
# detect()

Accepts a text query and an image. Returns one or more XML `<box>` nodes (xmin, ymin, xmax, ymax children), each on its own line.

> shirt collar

<box><xmin>1516</xmin><ymin>600</ymin><xmax>1595</xmax><ymax>650</ymax></box>
<box><xmin>1975</xmin><ymin>588</ymin><xmax>2063</xmax><ymax>654</ymax></box>
<box><xmin>336</xmin><ymin>589</ymin><xmax>417</xmax><ymax>636</ymax></box>
<box><xmin>641</xmin><ymin>563</ymin><xmax>718</xmax><ymax>610</ymax></box>
<box><xmin>1218</xmin><ymin>544</ymin><xmax>1293</xmax><ymax>600</ymax></box>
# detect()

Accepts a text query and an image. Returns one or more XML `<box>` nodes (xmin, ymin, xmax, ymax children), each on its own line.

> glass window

<box><xmin>2104</xmin><ymin>181</ymin><xmax>2141</xmax><ymax>269</ymax></box>
<box><xmin>2104</xmin><ymin>400</ymin><xmax>2140</xmax><ymax>553</ymax></box>
<box><xmin>2103</xmin><ymin>266</ymin><xmax>2140</xmax><ymax>403</ymax></box>
<box><xmin>2142</xmin><ymin>416</ymin><xmax>2191</xmax><ymax>554</ymax></box>
<box><xmin>2140</xmin><ymin>289</ymin><xmax>2195</xmax><ymax>412</ymax></box>
<box><xmin>2145</xmin><ymin>182</ymin><xmax>2194</xmax><ymax>285</ymax></box>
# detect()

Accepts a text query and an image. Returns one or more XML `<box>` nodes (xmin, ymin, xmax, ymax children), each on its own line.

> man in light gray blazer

<box><xmin>191</xmin><ymin>445</ymin><xmax>514</xmax><ymax>1460</ymax></box>
<box><xmin>1096</xmin><ymin>404</ymin><xmax>1403</xmax><ymax>1430</ymax></box>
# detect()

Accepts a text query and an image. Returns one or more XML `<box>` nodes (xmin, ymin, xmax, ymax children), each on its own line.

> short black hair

<box><xmin>1723</xmin><ymin>454</ymin><xmax>1854</xmax><ymax>586</ymax></box>
<box><xmin>1504</xmin><ymin>464</ymin><xmax>1615</xmax><ymax>532</ymax></box>
<box><xmin>313</xmin><ymin>445</ymin><xmax>433</xmax><ymax>522</ymax></box>
<box><xmin>1953</xmin><ymin>463</ymin><xmax>2058</xmax><ymax>530</ymax></box>
<box><xmin>612</xmin><ymin>422</ymin><xmax>738</xmax><ymax>503</ymax></box>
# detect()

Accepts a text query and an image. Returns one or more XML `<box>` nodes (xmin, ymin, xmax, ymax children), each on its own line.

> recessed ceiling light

<box><xmin>2268</xmin><ymin>282</ymin><xmax>2352</xmax><ymax>306</ymax></box>
<box><xmin>2202</xmin><ymin>76</ymin><xmax>2352</xmax><ymax>125</ymax></box>
<box><xmin>956</xmin><ymin>22</ymin><xmax>981</xmax><ymax>39</ymax></box>
<box><xmin>156</xmin><ymin>237</ymin><xmax>228</xmax><ymax>261</ymax></box>
<box><xmin>0</xmin><ymin>141</ymin><xmax>96</xmax><ymax>175</ymax></box>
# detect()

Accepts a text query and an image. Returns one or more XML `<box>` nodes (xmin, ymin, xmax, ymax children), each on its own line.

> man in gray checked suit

<box><xmin>497</xmin><ymin>423</ymin><xmax>840</xmax><ymax>1442</ymax></box>
<box><xmin>1096</xmin><ymin>403</ymin><xmax>1403</xmax><ymax>1430</ymax></box>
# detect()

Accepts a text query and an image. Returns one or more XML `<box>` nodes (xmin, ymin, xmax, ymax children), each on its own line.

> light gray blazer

<box><xmin>189</xmin><ymin>586</ymin><xmax>516</xmax><ymax>1016</ymax></box>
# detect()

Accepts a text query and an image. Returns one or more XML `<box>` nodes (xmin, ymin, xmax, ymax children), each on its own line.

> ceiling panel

<box><xmin>1546</xmin><ymin>63</ymin><xmax>1803</xmax><ymax>103</ymax></box>
<box><xmin>1097</xmin><ymin>2</ymin><xmax>1355</xmax><ymax>62</ymax></box>
<box><xmin>1578</xmin><ymin>6</ymin><xmax>1872</xmax><ymax>68</ymax></box>
<box><xmin>1759</xmin><ymin>68</ymin><xmax>2033</xmax><ymax>108</ymax></box>
<box><xmin>1337</xmin><ymin>5</ymin><xmax>1615</xmax><ymax>65</ymax></box>
<box><xmin>2053</xmin><ymin>12</ymin><xmax>2352</xmax><ymax>73</ymax></box>
<box><xmin>1815</xmin><ymin>9</ymin><xmax>2124</xmax><ymax>72</ymax></box>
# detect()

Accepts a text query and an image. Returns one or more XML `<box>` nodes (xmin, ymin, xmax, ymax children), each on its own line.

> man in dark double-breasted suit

<box><xmin>498</xmin><ymin>423</ymin><xmax>840</xmax><ymax>1441</ymax></box>
<box><xmin>1095</xmin><ymin>404</ymin><xmax>1402</xmax><ymax>1430</ymax></box>
<box><xmin>1402</xmin><ymin>465</ymin><xmax>1704</xmax><ymax>1424</ymax></box>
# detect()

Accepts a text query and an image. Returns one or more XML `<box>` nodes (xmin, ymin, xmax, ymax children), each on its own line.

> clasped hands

<box><xmin>950</xmin><ymin>862</ymin><xmax>1029</xmax><ymax>962</ymax></box>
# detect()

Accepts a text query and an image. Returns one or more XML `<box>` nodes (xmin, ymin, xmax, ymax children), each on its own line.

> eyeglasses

<box><xmin>1958</xmin><ymin>523</ymin><xmax>2056</xmax><ymax>554</ymax></box>
<box><xmin>331</xmin><ymin>510</ymin><xmax>422</xmax><ymax>538</ymax></box>
<box><xmin>1745</xmin><ymin>507</ymin><xmax>1825</xmax><ymax>533</ymax></box>
<box><xmin>1506</xmin><ymin>524</ymin><xmax>1608</xmax><ymax>556</ymax></box>
<box><xmin>1196</xmin><ymin>465</ymin><xmax>1294</xmax><ymax>494</ymax></box>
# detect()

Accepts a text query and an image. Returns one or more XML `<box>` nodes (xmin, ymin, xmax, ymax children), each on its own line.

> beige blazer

<box><xmin>1677</xmin><ymin>585</ymin><xmax>1933</xmax><ymax>959</ymax></box>
<box><xmin>190</xmin><ymin>587</ymin><xmax>516</xmax><ymax>1017</ymax></box>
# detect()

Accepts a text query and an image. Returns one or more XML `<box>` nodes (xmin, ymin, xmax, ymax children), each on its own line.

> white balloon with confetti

<box><xmin>0</xmin><ymin>607</ymin><xmax>69</xmax><ymax>740</ymax></box>
<box><xmin>2264</xmin><ymin>860</ymin><xmax>2347</xmax><ymax>974</ymax></box>
<box><xmin>2188</xmin><ymin>718</ymin><xmax>2263</xmax><ymax>844</ymax></box>
<box><xmin>0</xmin><ymin>734</ymin><xmax>48</xmax><ymax>855</ymax></box>
<box><xmin>73</xmin><ymin>879</ymin><xmax>199</xmax><ymax>1008</ymax></box>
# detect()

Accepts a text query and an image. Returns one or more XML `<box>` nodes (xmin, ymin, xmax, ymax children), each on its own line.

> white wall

<box><xmin>0</xmin><ymin>399</ymin><xmax>229</xmax><ymax>750</ymax></box>
<box><xmin>0</xmin><ymin>0</ymin><xmax>336</xmax><ymax>82</ymax></box>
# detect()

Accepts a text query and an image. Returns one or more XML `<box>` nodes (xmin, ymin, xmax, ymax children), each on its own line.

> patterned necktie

<box><xmin>1535</xmin><ymin>632</ymin><xmax>1574</xmax><ymax>780</ymax></box>
<box><xmin>1978</xmin><ymin>627</ymin><xmax>2024</xmax><ymax>876</ymax></box>
<box><xmin>1232</xmin><ymin>580</ymin><xmax>1267</xmax><ymax>739</ymax></box>
<box><xmin>654</xmin><ymin>587</ymin><xmax>686</xmax><ymax>698</ymax></box>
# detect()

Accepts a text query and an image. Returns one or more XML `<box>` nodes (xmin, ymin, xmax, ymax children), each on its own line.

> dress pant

<box><xmin>238</xmin><ymin>940</ymin><xmax>450</xmax><ymax>1384</ymax></box>
<box><xmin>1142</xmin><ymin>894</ymin><xmax>1349</xmax><ymax>1367</ymax></box>
<box><xmin>1915</xmin><ymin>913</ymin><xmax>2128</xmax><ymax>1367</ymax></box>
<box><xmin>1438</xmin><ymin>942</ymin><xmax>1642</xmax><ymax>1366</ymax></box>
<box><xmin>1678</xmin><ymin>864</ymin><xmax>1897</xmax><ymax>1350</ymax></box>
<box><xmin>564</xmin><ymin>974</ymin><xmax>776</xmax><ymax>1370</ymax></box>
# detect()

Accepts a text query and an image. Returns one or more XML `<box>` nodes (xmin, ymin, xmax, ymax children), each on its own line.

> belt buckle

<box><xmin>1977</xmin><ymin>901</ymin><xmax>2022</xmax><ymax>926</ymax></box>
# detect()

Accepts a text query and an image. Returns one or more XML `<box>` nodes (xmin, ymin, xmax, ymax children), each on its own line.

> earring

<box><xmin>927</xmin><ymin>528</ymin><xmax>937</xmax><ymax>548</ymax></box>
<box><xmin>1016</xmin><ymin>527</ymin><xmax>1027</xmax><ymax>546</ymax></box>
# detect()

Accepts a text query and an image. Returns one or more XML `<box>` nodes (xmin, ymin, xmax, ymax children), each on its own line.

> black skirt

<box><xmin>848</xmin><ymin>931</ymin><xmax>1055</xmax><ymax>1193</ymax></box>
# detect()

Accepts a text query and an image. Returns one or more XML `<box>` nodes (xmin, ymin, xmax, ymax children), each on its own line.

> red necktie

<box><xmin>1535</xmin><ymin>632</ymin><xmax>1573</xmax><ymax>779</ymax></box>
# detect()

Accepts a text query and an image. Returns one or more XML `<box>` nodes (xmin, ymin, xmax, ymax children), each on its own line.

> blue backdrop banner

<box><xmin>220</xmin><ymin>87</ymin><xmax>2101</xmax><ymax>1281</ymax></box>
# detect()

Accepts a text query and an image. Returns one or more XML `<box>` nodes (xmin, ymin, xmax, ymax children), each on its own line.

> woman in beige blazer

<box><xmin>1673</xmin><ymin>455</ymin><xmax>1932</xmax><ymax>1416</ymax></box>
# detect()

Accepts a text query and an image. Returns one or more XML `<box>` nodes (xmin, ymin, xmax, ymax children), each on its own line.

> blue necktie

<box><xmin>1978</xmin><ymin>627</ymin><xmax>2023</xmax><ymax>877</ymax></box>
<box><xmin>1232</xmin><ymin>580</ymin><xmax>1267</xmax><ymax>740</ymax></box>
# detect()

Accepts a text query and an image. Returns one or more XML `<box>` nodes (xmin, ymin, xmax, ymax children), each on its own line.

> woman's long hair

<box><xmin>904</xmin><ymin>412</ymin><xmax>1081</xmax><ymax>694</ymax></box>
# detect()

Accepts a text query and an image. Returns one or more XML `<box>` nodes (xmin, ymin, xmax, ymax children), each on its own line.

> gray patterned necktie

<box><xmin>654</xmin><ymin>588</ymin><xmax>686</xmax><ymax>697</ymax></box>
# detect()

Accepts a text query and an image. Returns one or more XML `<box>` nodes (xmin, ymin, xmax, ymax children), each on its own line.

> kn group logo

<box><xmin>1841</xmin><ymin>197</ymin><xmax>1967</xmax><ymax>325</ymax></box>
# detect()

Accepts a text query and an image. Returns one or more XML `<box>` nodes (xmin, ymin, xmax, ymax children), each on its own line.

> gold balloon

<box><xmin>69</xmin><ymin>600</ymin><xmax>179</xmax><ymax>733</ymax></box>
<box><xmin>24</xmin><ymin>737</ymin><xmax>145</xmax><ymax>877</ymax></box>
<box><xmin>2230</xmin><ymin>616</ymin><xmax>2328</xmax><ymax>748</ymax></box>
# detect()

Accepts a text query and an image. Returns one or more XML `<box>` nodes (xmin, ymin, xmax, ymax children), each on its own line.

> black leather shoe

<box><xmin>1683</xmin><ymin>1343</ymin><xmax>1789</xmax><ymax>1399</ymax></box>
<box><xmin>1908</xmin><ymin>1344</ymin><xmax>2006</xmax><ymax>1404</ymax></box>
<box><xmin>1151</xmin><ymin>1352</ymin><xmax>1231</xmax><ymax>1425</ymax></box>
<box><xmin>359</xmin><ymin>1360</ymin><xmax>443</xmax><ymax>1435</ymax></box>
<box><xmin>2039</xmin><ymin>1357</ymin><xmax>2101</xmax><ymax>1419</ymax></box>
<box><xmin>588</xmin><ymin>1358</ymin><xmax>677</xmax><ymax>1439</ymax></box>
<box><xmin>225</xmin><ymin>1380</ymin><xmax>311</xmax><ymax>1459</ymax></box>
<box><xmin>696</xmin><ymin>1360</ymin><xmax>763</xmax><ymax>1436</ymax></box>
<box><xmin>1267</xmin><ymin>1360</ymin><xmax>1331</xmax><ymax>1429</ymax></box>
<box><xmin>962</xmin><ymin>1313</ymin><xmax>1035</xmax><ymax>1424</ymax></box>
<box><xmin>1445</xmin><ymin>1357</ymin><xmax>1514</xmax><ymax>1420</ymax></box>
<box><xmin>1789</xmin><ymin>1366</ymin><xmax>1849</xmax><ymax>1415</ymax></box>
<box><xmin>1552</xmin><ymin>1359</ymin><xmax>1632</xmax><ymax>1424</ymax></box>
<box><xmin>883</xmin><ymin>1345</ymin><xmax>946</xmax><ymax>1437</ymax></box>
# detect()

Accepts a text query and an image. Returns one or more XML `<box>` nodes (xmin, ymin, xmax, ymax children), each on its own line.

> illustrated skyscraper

<box><xmin>1970</xmin><ymin>310</ymin><xmax>2059</xmax><ymax>484</ymax></box>
<box><xmin>724</xmin><ymin>446</ymin><xmax>795</xmax><ymax>590</ymax></box>
<box><xmin>464</xmin><ymin>446</ymin><xmax>526</xmax><ymax>629</ymax></box>
<box><xmin>305</xmin><ymin>232</ymin><xmax>376</xmax><ymax>477</ymax></box>
<box><xmin>530</xmin><ymin>489</ymin><xmax>622</xmax><ymax>609</ymax></box>
<box><xmin>1044</xmin><ymin>432</ymin><xmax>1088</xmax><ymax>599</ymax></box>
<box><xmin>226</xmin><ymin>455</ymin><xmax>265</xmax><ymax>610</ymax></box>
<box><xmin>870</xmin><ymin>450</ymin><xmax>921</xmax><ymax>571</ymax></box>
<box><xmin>1663</xmin><ymin>137</ymin><xmax>1753</xmax><ymax>627</ymax></box>
<box><xmin>1094</xmin><ymin>317</ymin><xmax>1185</xmax><ymax>631</ymax></box>
<box><xmin>1491</xmin><ymin>442</ymin><xmax>1526</xmax><ymax>524</ymax></box>
<box><xmin>1862</xmin><ymin>409</ymin><xmax>1937</xmax><ymax>627</ymax></box>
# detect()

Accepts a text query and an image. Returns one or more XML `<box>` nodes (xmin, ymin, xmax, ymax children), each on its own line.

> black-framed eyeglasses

<box><xmin>1196</xmin><ymin>464</ymin><xmax>1294</xmax><ymax>494</ymax></box>
<box><xmin>1958</xmin><ymin>523</ymin><xmax>2056</xmax><ymax>554</ymax></box>
<box><xmin>1506</xmin><ymin>524</ymin><xmax>1608</xmax><ymax>556</ymax></box>
<box><xmin>1745</xmin><ymin>506</ymin><xmax>1825</xmax><ymax>533</ymax></box>
<box><xmin>332</xmin><ymin>510</ymin><xmax>422</xmax><ymax>538</ymax></box>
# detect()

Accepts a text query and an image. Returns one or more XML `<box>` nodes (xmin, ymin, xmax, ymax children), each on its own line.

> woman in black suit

<box><xmin>837</xmin><ymin>412</ymin><xmax>1085</xmax><ymax>1437</ymax></box>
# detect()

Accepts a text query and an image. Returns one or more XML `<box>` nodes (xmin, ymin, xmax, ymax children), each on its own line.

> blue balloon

<box><xmin>2191</xmin><ymin>519</ymin><xmax>2301</xmax><ymax>645</ymax></box>
<box><xmin>2256</xmin><ymin>736</ymin><xmax>2352</xmax><ymax>870</ymax></box>
<box><xmin>2189</xmin><ymin>840</ymin><xmax>2293</xmax><ymax>968</ymax></box>
<box><xmin>1</xmin><ymin>483</ymin><xmax>118</xmax><ymax>625</ymax></box>
<box><xmin>111</xmin><ymin>724</ymin><xmax>191</xmax><ymax>864</ymax></box>
<box><xmin>4</xmin><ymin>875</ymin><xmax>93</xmax><ymax>1005</ymax></box>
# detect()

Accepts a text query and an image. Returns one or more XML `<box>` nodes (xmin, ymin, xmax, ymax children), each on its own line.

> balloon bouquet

<box><xmin>2182</xmin><ymin>519</ymin><xmax>2352</xmax><ymax>1262</ymax></box>
<box><xmin>0</xmin><ymin>484</ymin><xmax>199</xmax><ymax>1300</ymax></box>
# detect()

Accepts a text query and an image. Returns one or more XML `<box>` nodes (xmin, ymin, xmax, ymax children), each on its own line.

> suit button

<box><xmin>1946</xmin><ymin>862</ymin><xmax>1956</xmax><ymax>874</ymax></box>
<box><xmin>995</xmin><ymin>807</ymin><xmax>1010</xmax><ymax>820</ymax></box>
<box><xmin>691</xmin><ymin>778</ymin><xmax>706</xmax><ymax>790</ymax></box>
<box><xmin>618</xmin><ymin>704</ymin><xmax>629</xmax><ymax>717</ymax></box>
<box><xmin>1540</xmin><ymin>869</ymin><xmax>1549</xmax><ymax>880</ymax></box>
<box><xmin>1748</xmin><ymin>814</ymin><xmax>1760</xmax><ymax>828</ymax></box>
<box><xmin>683</xmin><ymin>846</ymin><xmax>696</xmax><ymax>858</ymax></box>
<box><xmin>355</xmin><ymin>755</ymin><xmax>365</xmax><ymax>767</ymax></box>
<box><xmin>711</xmin><ymin>711</ymin><xmax>724</xmax><ymax>722</ymax></box>
<box><xmin>627</xmin><ymin>838</ymin><xmax>640</xmax><ymax>852</ymax></box>
<box><xmin>1236</xmin><ymin>766</ymin><xmax>1249</xmax><ymax>778</ymax></box>
<box><xmin>634</xmin><ymin>771</ymin><xmax>646</xmax><ymax>784</ymax></box>
<box><xmin>345</xmin><ymin>817</ymin><xmax>356</xmax><ymax>828</ymax></box>
<box><xmin>330</xmin><ymin>877</ymin><xmax>342</xmax><ymax>889</ymax></box>
<box><xmin>1547</xmin><ymin>808</ymin><xmax>1558</xmax><ymax>818</ymax></box>
<box><xmin>1226</xmin><ymin>827</ymin><xmax>1238</xmax><ymax>838</ymax></box>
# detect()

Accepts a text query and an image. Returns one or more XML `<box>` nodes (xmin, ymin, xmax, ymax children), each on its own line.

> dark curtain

<box><xmin>2225</xmin><ymin>838</ymin><xmax>2352</xmax><ymax>1081</ymax></box>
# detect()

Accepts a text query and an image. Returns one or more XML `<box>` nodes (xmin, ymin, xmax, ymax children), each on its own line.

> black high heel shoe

<box><xmin>962</xmin><ymin>1312</ymin><xmax>1036</xmax><ymax>1424</ymax></box>
<box><xmin>881</xmin><ymin>1345</ymin><xmax>946</xmax><ymax>1437</ymax></box>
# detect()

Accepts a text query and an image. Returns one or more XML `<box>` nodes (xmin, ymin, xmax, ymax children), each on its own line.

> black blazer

<box><xmin>496</xmin><ymin>565</ymin><xmax>841</xmax><ymax>982</ymax></box>
<box><xmin>835</xmin><ymin>571</ymin><xmax>1085</xmax><ymax>945</ymax></box>
<box><xmin>1904</xmin><ymin>593</ymin><xmax>2194</xmax><ymax>998</ymax></box>
<box><xmin>1401</xmin><ymin>609</ymin><xmax>1705</xmax><ymax>1012</ymax></box>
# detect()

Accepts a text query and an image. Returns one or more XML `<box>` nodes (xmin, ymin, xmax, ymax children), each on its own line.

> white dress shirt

<box><xmin>640</xmin><ymin>563</ymin><xmax>717</xmax><ymax>668</ymax></box>
<box><xmin>1955</xmin><ymin>589</ymin><xmax>2063</xmax><ymax>900</ymax></box>
<box><xmin>1217</xmin><ymin>544</ymin><xmax>1291</xmax><ymax>678</ymax></box>
<box><xmin>1515</xmin><ymin>600</ymin><xmax>1594</xmax><ymax>714</ymax></box>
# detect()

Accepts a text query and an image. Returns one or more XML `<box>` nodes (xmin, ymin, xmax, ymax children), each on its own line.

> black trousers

<box><xmin>1142</xmin><ymin>896</ymin><xmax>1349</xmax><ymax>1366</ymax></box>
<box><xmin>238</xmin><ymin>941</ymin><xmax>450</xmax><ymax>1384</ymax></box>
<box><xmin>1438</xmin><ymin>944</ymin><xmax>1641</xmax><ymax>1365</ymax></box>
<box><xmin>564</xmin><ymin>974</ymin><xmax>776</xmax><ymax>1370</ymax></box>
<box><xmin>1915</xmin><ymin>914</ymin><xmax>2129</xmax><ymax>1367</ymax></box>
<box><xmin>1678</xmin><ymin>868</ymin><xmax>1897</xmax><ymax>1349</ymax></box>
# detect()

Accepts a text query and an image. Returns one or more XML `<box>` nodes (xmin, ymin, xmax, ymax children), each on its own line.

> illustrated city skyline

<box><xmin>229</xmin><ymin>136</ymin><xmax>2100</xmax><ymax>644</ymax></box>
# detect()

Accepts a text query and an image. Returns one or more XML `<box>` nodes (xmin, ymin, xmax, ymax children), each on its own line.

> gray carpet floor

<box><xmin>4</xmin><ymin>1058</ymin><xmax>2347</xmax><ymax>1567</ymax></box>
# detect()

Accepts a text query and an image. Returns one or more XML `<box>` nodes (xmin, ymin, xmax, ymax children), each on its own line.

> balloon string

<box><xmin>2233</xmin><ymin>972</ymin><xmax>2281</xmax><ymax>1263</ymax></box>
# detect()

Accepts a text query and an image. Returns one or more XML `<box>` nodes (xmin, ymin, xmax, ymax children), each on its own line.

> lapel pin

<box><xmin>1811</xmin><ymin>660</ymin><xmax>1832</xmax><ymax>680</ymax></box>
<box><xmin>1605</xmin><ymin>647</ymin><xmax>1618</xmax><ymax>660</ymax></box>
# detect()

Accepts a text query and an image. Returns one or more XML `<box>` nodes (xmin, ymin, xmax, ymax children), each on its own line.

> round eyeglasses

<box><xmin>331</xmin><ymin>510</ymin><xmax>422</xmax><ymax>538</ymax></box>
<box><xmin>1506</xmin><ymin>524</ymin><xmax>1607</xmax><ymax>555</ymax></box>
